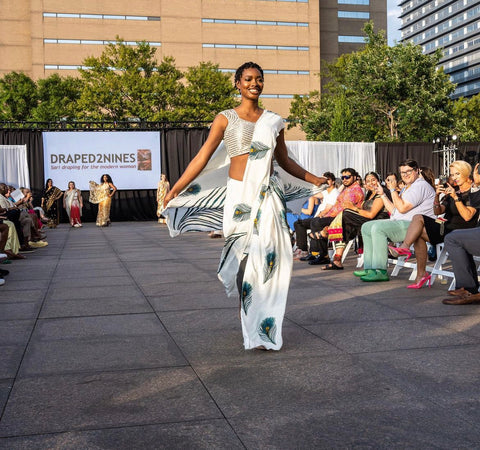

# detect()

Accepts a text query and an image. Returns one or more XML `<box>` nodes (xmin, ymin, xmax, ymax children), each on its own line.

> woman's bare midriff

<box><xmin>229</xmin><ymin>154</ymin><xmax>274</xmax><ymax>180</ymax></box>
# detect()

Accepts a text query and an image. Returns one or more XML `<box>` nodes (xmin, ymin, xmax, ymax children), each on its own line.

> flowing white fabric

<box><xmin>163</xmin><ymin>110</ymin><xmax>321</xmax><ymax>351</ymax></box>
<box><xmin>0</xmin><ymin>145</ymin><xmax>30</xmax><ymax>188</ymax></box>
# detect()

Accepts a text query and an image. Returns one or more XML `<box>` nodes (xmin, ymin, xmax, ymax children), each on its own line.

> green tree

<box><xmin>329</xmin><ymin>92</ymin><xmax>356</xmax><ymax>142</ymax></box>
<box><xmin>289</xmin><ymin>23</ymin><xmax>456</xmax><ymax>142</ymax></box>
<box><xmin>452</xmin><ymin>94</ymin><xmax>480</xmax><ymax>141</ymax></box>
<box><xmin>32</xmin><ymin>74</ymin><xmax>83</xmax><ymax>121</ymax></box>
<box><xmin>179</xmin><ymin>62</ymin><xmax>238</xmax><ymax>121</ymax></box>
<box><xmin>77</xmin><ymin>39</ymin><xmax>238</xmax><ymax>122</ymax></box>
<box><xmin>77</xmin><ymin>38</ymin><xmax>184</xmax><ymax>121</ymax></box>
<box><xmin>0</xmin><ymin>72</ymin><xmax>38</xmax><ymax>120</ymax></box>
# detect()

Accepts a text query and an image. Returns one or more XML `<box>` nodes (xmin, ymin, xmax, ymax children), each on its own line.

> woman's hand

<box><xmin>163</xmin><ymin>191</ymin><xmax>177</xmax><ymax>209</ymax></box>
<box><xmin>443</xmin><ymin>183</ymin><xmax>457</xmax><ymax>199</ymax></box>
<box><xmin>312</xmin><ymin>176</ymin><xmax>327</xmax><ymax>187</ymax></box>
<box><xmin>385</xmin><ymin>176</ymin><xmax>397</xmax><ymax>192</ymax></box>
<box><xmin>343</xmin><ymin>200</ymin><xmax>355</xmax><ymax>210</ymax></box>
<box><xmin>374</xmin><ymin>184</ymin><xmax>384</xmax><ymax>195</ymax></box>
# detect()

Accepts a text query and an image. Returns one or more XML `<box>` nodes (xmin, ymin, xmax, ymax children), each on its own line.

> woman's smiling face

<box><xmin>236</xmin><ymin>68</ymin><xmax>264</xmax><ymax>100</ymax></box>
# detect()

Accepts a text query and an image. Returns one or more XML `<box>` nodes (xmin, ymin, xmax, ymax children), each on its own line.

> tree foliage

<box><xmin>288</xmin><ymin>23</ymin><xmax>456</xmax><ymax>142</ymax></box>
<box><xmin>77</xmin><ymin>38</ymin><xmax>237</xmax><ymax>122</ymax></box>
<box><xmin>452</xmin><ymin>94</ymin><xmax>480</xmax><ymax>142</ymax></box>
<box><xmin>32</xmin><ymin>74</ymin><xmax>83</xmax><ymax>121</ymax></box>
<box><xmin>0</xmin><ymin>72</ymin><xmax>38</xmax><ymax>120</ymax></box>
<box><xmin>179</xmin><ymin>62</ymin><xmax>238</xmax><ymax>121</ymax></box>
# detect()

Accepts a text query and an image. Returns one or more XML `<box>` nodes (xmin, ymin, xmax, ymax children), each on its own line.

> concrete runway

<box><xmin>0</xmin><ymin>222</ymin><xmax>479</xmax><ymax>449</ymax></box>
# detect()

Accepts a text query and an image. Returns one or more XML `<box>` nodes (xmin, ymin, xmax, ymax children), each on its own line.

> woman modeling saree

<box><xmin>42</xmin><ymin>179</ymin><xmax>63</xmax><ymax>228</ymax></box>
<box><xmin>162</xmin><ymin>62</ymin><xmax>324</xmax><ymax>351</ymax></box>
<box><xmin>89</xmin><ymin>174</ymin><xmax>117</xmax><ymax>227</ymax></box>
<box><xmin>64</xmin><ymin>182</ymin><xmax>83</xmax><ymax>227</ymax></box>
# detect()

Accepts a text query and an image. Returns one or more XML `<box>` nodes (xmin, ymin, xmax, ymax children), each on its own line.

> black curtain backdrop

<box><xmin>375</xmin><ymin>142</ymin><xmax>442</xmax><ymax>179</ymax></box>
<box><xmin>2</xmin><ymin>129</ymin><xmax>480</xmax><ymax>221</ymax></box>
<box><xmin>160</xmin><ymin>127</ymin><xmax>210</xmax><ymax>185</ymax></box>
<box><xmin>0</xmin><ymin>128</ymin><xmax>210</xmax><ymax>223</ymax></box>
<box><xmin>376</xmin><ymin>142</ymin><xmax>480</xmax><ymax>180</ymax></box>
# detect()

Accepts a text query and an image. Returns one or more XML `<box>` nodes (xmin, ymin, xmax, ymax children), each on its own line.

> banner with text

<box><xmin>43</xmin><ymin>131</ymin><xmax>161</xmax><ymax>191</ymax></box>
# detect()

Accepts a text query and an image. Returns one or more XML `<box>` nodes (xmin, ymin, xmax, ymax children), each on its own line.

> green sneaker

<box><xmin>353</xmin><ymin>269</ymin><xmax>374</xmax><ymax>277</ymax></box>
<box><xmin>360</xmin><ymin>269</ymin><xmax>389</xmax><ymax>282</ymax></box>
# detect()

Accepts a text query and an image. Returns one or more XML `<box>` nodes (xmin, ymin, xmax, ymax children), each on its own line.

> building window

<box><xmin>338</xmin><ymin>0</ymin><xmax>369</xmax><ymax>4</ymax></box>
<box><xmin>338</xmin><ymin>11</ymin><xmax>370</xmax><ymax>19</ymax></box>
<box><xmin>44</xmin><ymin>39</ymin><xmax>161</xmax><ymax>46</ymax></box>
<box><xmin>338</xmin><ymin>36</ymin><xmax>366</xmax><ymax>43</ymax></box>
<box><xmin>220</xmin><ymin>68</ymin><xmax>310</xmax><ymax>75</ymax></box>
<box><xmin>256</xmin><ymin>0</ymin><xmax>308</xmax><ymax>2</ymax></box>
<box><xmin>202</xmin><ymin>18</ymin><xmax>308</xmax><ymax>27</ymax></box>
<box><xmin>203</xmin><ymin>43</ymin><xmax>309</xmax><ymax>51</ymax></box>
<box><xmin>43</xmin><ymin>12</ymin><xmax>160</xmax><ymax>21</ymax></box>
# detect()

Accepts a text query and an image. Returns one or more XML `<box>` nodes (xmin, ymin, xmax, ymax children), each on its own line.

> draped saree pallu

<box><xmin>89</xmin><ymin>182</ymin><xmax>111</xmax><ymax>227</ymax></box>
<box><xmin>163</xmin><ymin>110</ymin><xmax>319</xmax><ymax>351</ymax></box>
<box><xmin>64</xmin><ymin>189</ymin><xmax>82</xmax><ymax>226</ymax></box>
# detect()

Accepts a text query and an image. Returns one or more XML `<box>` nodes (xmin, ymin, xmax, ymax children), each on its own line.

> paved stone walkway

<box><xmin>0</xmin><ymin>222</ymin><xmax>479</xmax><ymax>449</ymax></box>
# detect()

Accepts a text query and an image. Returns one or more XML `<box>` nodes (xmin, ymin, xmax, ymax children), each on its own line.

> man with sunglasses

<box><xmin>294</xmin><ymin>168</ymin><xmax>364</xmax><ymax>264</ymax></box>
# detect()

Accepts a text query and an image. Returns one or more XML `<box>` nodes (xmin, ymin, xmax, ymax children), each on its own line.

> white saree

<box><xmin>163</xmin><ymin>110</ymin><xmax>320</xmax><ymax>350</ymax></box>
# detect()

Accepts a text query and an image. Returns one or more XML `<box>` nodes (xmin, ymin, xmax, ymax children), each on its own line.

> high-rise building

<box><xmin>399</xmin><ymin>0</ymin><xmax>480</xmax><ymax>99</ymax></box>
<box><xmin>1</xmin><ymin>0</ymin><xmax>386</xmax><ymax>133</ymax></box>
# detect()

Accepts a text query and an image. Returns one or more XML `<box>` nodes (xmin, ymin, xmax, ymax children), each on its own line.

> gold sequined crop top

<box><xmin>220</xmin><ymin>109</ymin><xmax>261</xmax><ymax>158</ymax></box>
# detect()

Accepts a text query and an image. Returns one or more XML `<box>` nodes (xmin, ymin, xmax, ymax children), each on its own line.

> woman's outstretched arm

<box><xmin>164</xmin><ymin>114</ymin><xmax>228</xmax><ymax>207</ymax></box>
<box><xmin>274</xmin><ymin>130</ymin><xmax>325</xmax><ymax>186</ymax></box>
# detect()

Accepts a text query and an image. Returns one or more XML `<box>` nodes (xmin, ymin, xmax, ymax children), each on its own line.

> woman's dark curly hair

<box><xmin>234</xmin><ymin>62</ymin><xmax>264</xmax><ymax>86</ymax></box>
<box><xmin>100</xmin><ymin>174</ymin><xmax>113</xmax><ymax>183</ymax></box>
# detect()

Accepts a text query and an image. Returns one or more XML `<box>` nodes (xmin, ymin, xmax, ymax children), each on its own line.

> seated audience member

<box><xmin>391</xmin><ymin>161</ymin><xmax>480</xmax><ymax>289</ymax></box>
<box><xmin>18</xmin><ymin>188</ymin><xmax>47</xmax><ymax>247</ymax></box>
<box><xmin>355</xmin><ymin>159</ymin><xmax>435</xmax><ymax>282</ymax></box>
<box><xmin>287</xmin><ymin>194</ymin><xmax>322</xmax><ymax>233</ymax></box>
<box><xmin>0</xmin><ymin>183</ymin><xmax>31</xmax><ymax>251</ymax></box>
<box><xmin>298</xmin><ymin>168</ymin><xmax>364</xmax><ymax>265</ymax></box>
<box><xmin>292</xmin><ymin>172</ymin><xmax>339</xmax><ymax>260</ymax></box>
<box><xmin>441</xmin><ymin>188</ymin><xmax>480</xmax><ymax>305</ymax></box>
<box><xmin>322</xmin><ymin>171</ymin><xmax>390</xmax><ymax>270</ymax></box>
<box><xmin>0</xmin><ymin>221</ymin><xmax>10</xmax><ymax>284</ymax></box>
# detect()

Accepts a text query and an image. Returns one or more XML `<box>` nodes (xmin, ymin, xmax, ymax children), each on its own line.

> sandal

<box><xmin>322</xmin><ymin>262</ymin><xmax>344</xmax><ymax>270</ymax></box>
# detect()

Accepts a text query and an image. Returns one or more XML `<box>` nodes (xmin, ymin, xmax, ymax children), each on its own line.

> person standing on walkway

<box><xmin>64</xmin><ymin>181</ymin><xmax>83</xmax><ymax>227</ymax></box>
<box><xmin>89</xmin><ymin>174</ymin><xmax>117</xmax><ymax>227</ymax></box>
<box><xmin>41</xmin><ymin>178</ymin><xmax>63</xmax><ymax>228</ymax></box>
<box><xmin>162</xmin><ymin>62</ymin><xmax>325</xmax><ymax>351</ymax></box>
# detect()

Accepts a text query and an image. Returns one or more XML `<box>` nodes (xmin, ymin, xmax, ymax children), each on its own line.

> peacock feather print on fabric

<box><xmin>241</xmin><ymin>281</ymin><xmax>253</xmax><ymax>314</ymax></box>
<box><xmin>258</xmin><ymin>184</ymin><xmax>268</xmax><ymax>202</ymax></box>
<box><xmin>279</xmin><ymin>209</ymin><xmax>289</xmax><ymax>230</ymax></box>
<box><xmin>258</xmin><ymin>317</ymin><xmax>277</xmax><ymax>344</ymax></box>
<box><xmin>217</xmin><ymin>232</ymin><xmax>247</xmax><ymax>274</ymax></box>
<box><xmin>248</xmin><ymin>141</ymin><xmax>270</xmax><ymax>160</ymax></box>
<box><xmin>179</xmin><ymin>183</ymin><xmax>202</xmax><ymax>197</ymax></box>
<box><xmin>263</xmin><ymin>250</ymin><xmax>277</xmax><ymax>283</ymax></box>
<box><xmin>253</xmin><ymin>208</ymin><xmax>261</xmax><ymax>233</ymax></box>
<box><xmin>233</xmin><ymin>203</ymin><xmax>252</xmax><ymax>222</ymax></box>
<box><xmin>283</xmin><ymin>183</ymin><xmax>316</xmax><ymax>203</ymax></box>
<box><xmin>173</xmin><ymin>207</ymin><xmax>224</xmax><ymax>234</ymax></box>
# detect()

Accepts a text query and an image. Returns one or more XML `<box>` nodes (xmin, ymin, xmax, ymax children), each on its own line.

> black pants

<box><xmin>294</xmin><ymin>216</ymin><xmax>333</xmax><ymax>253</ymax></box>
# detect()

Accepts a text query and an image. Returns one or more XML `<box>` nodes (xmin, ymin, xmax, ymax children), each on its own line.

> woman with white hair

<box><xmin>390</xmin><ymin>160</ymin><xmax>480</xmax><ymax>289</ymax></box>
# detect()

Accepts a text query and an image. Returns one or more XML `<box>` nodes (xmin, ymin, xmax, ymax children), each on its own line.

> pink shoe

<box><xmin>407</xmin><ymin>274</ymin><xmax>431</xmax><ymax>289</ymax></box>
<box><xmin>388</xmin><ymin>245</ymin><xmax>413</xmax><ymax>262</ymax></box>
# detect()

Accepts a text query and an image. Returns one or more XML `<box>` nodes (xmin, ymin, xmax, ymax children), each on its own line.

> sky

<box><xmin>387</xmin><ymin>0</ymin><xmax>402</xmax><ymax>45</ymax></box>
